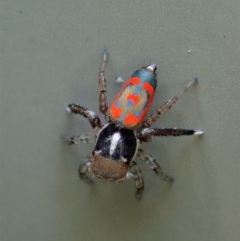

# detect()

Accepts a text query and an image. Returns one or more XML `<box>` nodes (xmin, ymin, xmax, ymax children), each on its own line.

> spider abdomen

<box><xmin>109</xmin><ymin>64</ymin><xmax>157</xmax><ymax>129</ymax></box>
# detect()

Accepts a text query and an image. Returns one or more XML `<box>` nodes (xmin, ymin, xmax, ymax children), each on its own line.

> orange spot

<box><xmin>142</xmin><ymin>82</ymin><xmax>155</xmax><ymax>116</ymax></box>
<box><xmin>142</xmin><ymin>82</ymin><xmax>154</xmax><ymax>96</ymax></box>
<box><xmin>110</xmin><ymin>102</ymin><xmax>122</xmax><ymax>119</ymax></box>
<box><xmin>128</xmin><ymin>77</ymin><xmax>141</xmax><ymax>85</ymax></box>
<box><xmin>127</xmin><ymin>93</ymin><xmax>140</xmax><ymax>105</ymax></box>
<box><xmin>124</xmin><ymin>113</ymin><xmax>140</xmax><ymax>128</ymax></box>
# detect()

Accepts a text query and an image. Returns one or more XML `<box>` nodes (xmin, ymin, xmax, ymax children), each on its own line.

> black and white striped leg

<box><xmin>138</xmin><ymin>127</ymin><xmax>204</xmax><ymax>142</ymax></box>
<box><xmin>142</xmin><ymin>78</ymin><xmax>198</xmax><ymax>128</ymax></box>
<box><xmin>66</xmin><ymin>133</ymin><xmax>96</xmax><ymax>145</ymax></box>
<box><xmin>78</xmin><ymin>157</ymin><xmax>94</xmax><ymax>183</ymax></box>
<box><xmin>127</xmin><ymin>162</ymin><xmax>144</xmax><ymax>200</ymax></box>
<box><xmin>137</xmin><ymin>149</ymin><xmax>174</xmax><ymax>183</ymax></box>
<box><xmin>67</xmin><ymin>104</ymin><xmax>101</xmax><ymax>129</ymax></box>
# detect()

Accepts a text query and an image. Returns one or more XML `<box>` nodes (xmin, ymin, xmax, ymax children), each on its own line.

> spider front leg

<box><xmin>138</xmin><ymin>127</ymin><xmax>204</xmax><ymax>142</ymax></box>
<box><xmin>126</xmin><ymin>162</ymin><xmax>144</xmax><ymax>199</ymax></box>
<box><xmin>137</xmin><ymin>149</ymin><xmax>174</xmax><ymax>183</ymax></box>
<box><xmin>67</xmin><ymin>104</ymin><xmax>101</xmax><ymax>129</ymax></box>
<box><xmin>142</xmin><ymin>77</ymin><xmax>198</xmax><ymax>128</ymax></box>
<box><xmin>99</xmin><ymin>48</ymin><xmax>109</xmax><ymax>117</ymax></box>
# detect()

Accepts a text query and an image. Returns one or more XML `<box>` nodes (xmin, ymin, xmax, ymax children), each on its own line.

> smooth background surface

<box><xmin>1</xmin><ymin>1</ymin><xmax>240</xmax><ymax>241</ymax></box>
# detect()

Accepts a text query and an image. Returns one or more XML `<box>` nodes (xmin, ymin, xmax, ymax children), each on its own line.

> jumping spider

<box><xmin>66</xmin><ymin>49</ymin><xmax>203</xmax><ymax>199</ymax></box>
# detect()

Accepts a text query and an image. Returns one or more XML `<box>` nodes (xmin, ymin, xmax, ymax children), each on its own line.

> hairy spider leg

<box><xmin>142</xmin><ymin>77</ymin><xmax>198</xmax><ymax>128</ymax></box>
<box><xmin>137</xmin><ymin>148</ymin><xmax>174</xmax><ymax>183</ymax></box>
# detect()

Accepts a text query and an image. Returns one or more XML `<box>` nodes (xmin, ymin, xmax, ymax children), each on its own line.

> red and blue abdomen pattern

<box><xmin>109</xmin><ymin>68</ymin><xmax>157</xmax><ymax>129</ymax></box>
